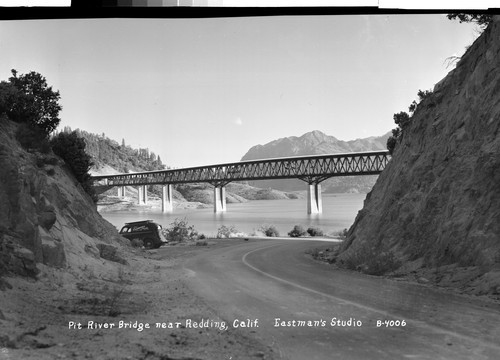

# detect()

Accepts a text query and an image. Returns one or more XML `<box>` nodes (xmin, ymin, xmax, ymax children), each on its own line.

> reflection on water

<box><xmin>100</xmin><ymin>193</ymin><xmax>366</xmax><ymax>237</ymax></box>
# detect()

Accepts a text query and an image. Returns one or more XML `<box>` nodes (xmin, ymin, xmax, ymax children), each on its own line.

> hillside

<box><xmin>55</xmin><ymin>127</ymin><xmax>166</xmax><ymax>174</ymax></box>
<box><xmin>240</xmin><ymin>130</ymin><xmax>390</xmax><ymax>192</ymax></box>
<box><xmin>336</xmin><ymin>17</ymin><xmax>500</xmax><ymax>297</ymax></box>
<box><xmin>0</xmin><ymin>119</ymin><xmax>128</xmax><ymax>281</ymax></box>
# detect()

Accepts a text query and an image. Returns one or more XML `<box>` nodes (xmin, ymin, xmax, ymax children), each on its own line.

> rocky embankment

<box><xmin>338</xmin><ymin>17</ymin><xmax>500</xmax><ymax>298</ymax></box>
<box><xmin>0</xmin><ymin>120</ymin><xmax>128</xmax><ymax>283</ymax></box>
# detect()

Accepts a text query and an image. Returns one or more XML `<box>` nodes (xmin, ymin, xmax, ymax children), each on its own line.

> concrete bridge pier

<box><xmin>162</xmin><ymin>184</ymin><xmax>173</xmax><ymax>213</ymax></box>
<box><xmin>137</xmin><ymin>185</ymin><xmax>148</xmax><ymax>205</ymax></box>
<box><xmin>213</xmin><ymin>186</ymin><xmax>227</xmax><ymax>213</ymax></box>
<box><xmin>307</xmin><ymin>183</ymin><xmax>323</xmax><ymax>214</ymax></box>
<box><xmin>117</xmin><ymin>186</ymin><xmax>126</xmax><ymax>197</ymax></box>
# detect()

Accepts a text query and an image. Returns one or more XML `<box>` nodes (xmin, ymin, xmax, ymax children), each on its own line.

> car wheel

<box><xmin>144</xmin><ymin>239</ymin><xmax>154</xmax><ymax>249</ymax></box>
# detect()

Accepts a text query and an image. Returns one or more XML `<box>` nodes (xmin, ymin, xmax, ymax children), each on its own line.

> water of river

<box><xmin>100</xmin><ymin>193</ymin><xmax>367</xmax><ymax>237</ymax></box>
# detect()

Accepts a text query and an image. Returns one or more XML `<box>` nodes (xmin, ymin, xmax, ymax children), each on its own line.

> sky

<box><xmin>0</xmin><ymin>14</ymin><xmax>479</xmax><ymax>168</ymax></box>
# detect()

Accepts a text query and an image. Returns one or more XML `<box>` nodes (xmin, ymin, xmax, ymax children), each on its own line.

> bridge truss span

<box><xmin>93</xmin><ymin>151</ymin><xmax>390</xmax><ymax>187</ymax></box>
<box><xmin>92</xmin><ymin>150</ymin><xmax>391</xmax><ymax>214</ymax></box>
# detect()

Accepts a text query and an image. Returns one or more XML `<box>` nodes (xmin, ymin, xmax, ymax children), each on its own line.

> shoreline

<box><xmin>96</xmin><ymin>193</ymin><xmax>361</xmax><ymax>239</ymax></box>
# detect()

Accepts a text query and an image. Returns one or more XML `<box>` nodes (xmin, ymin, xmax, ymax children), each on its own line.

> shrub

<box><xmin>0</xmin><ymin>81</ymin><xmax>19</xmax><ymax>116</ymax></box>
<box><xmin>130</xmin><ymin>238</ymin><xmax>143</xmax><ymax>248</ymax></box>
<box><xmin>163</xmin><ymin>218</ymin><xmax>198</xmax><ymax>243</ymax></box>
<box><xmin>16</xmin><ymin>123</ymin><xmax>51</xmax><ymax>153</ymax></box>
<box><xmin>447</xmin><ymin>13</ymin><xmax>493</xmax><ymax>28</ymax></box>
<box><xmin>307</xmin><ymin>248</ymin><xmax>326</xmax><ymax>260</ymax></box>
<box><xmin>386</xmin><ymin>135</ymin><xmax>398</xmax><ymax>155</ymax></box>
<box><xmin>340</xmin><ymin>247</ymin><xmax>401</xmax><ymax>276</ymax></box>
<box><xmin>217</xmin><ymin>225</ymin><xmax>238</xmax><ymax>238</ymax></box>
<box><xmin>288</xmin><ymin>225</ymin><xmax>307</xmax><ymax>238</ymax></box>
<box><xmin>363</xmin><ymin>251</ymin><xmax>402</xmax><ymax>276</ymax></box>
<box><xmin>51</xmin><ymin>130</ymin><xmax>97</xmax><ymax>202</ymax></box>
<box><xmin>259</xmin><ymin>224</ymin><xmax>280</xmax><ymax>237</ymax></box>
<box><xmin>307</xmin><ymin>227</ymin><xmax>324</xmax><ymax>237</ymax></box>
<box><xmin>387</xmin><ymin>89</ymin><xmax>434</xmax><ymax>154</ymax></box>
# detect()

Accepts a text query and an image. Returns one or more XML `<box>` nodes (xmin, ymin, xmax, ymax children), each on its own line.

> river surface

<box><xmin>100</xmin><ymin>193</ymin><xmax>366</xmax><ymax>237</ymax></box>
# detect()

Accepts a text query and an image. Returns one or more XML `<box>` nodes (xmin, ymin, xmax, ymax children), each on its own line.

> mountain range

<box><xmin>240</xmin><ymin>130</ymin><xmax>391</xmax><ymax>193</ymax></box>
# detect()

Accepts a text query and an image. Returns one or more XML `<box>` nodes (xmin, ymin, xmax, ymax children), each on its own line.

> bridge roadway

<box><xmin>91</xmin><ymin>150</ymin><xmax>390</xmax><ymax>214</ymax></box>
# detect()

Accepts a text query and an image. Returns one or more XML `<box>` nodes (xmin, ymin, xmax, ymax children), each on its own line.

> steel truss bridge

<box><xmin>92</xmin><ymin>150</ymin><xmax>391</xmax><ymax>214</ymax></box>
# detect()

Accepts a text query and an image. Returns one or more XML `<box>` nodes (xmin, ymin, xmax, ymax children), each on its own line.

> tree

<box><xmin>386</xmin><ymin>89</ymin><xmax>434</xmax><ymax>154</ymax></box>
<box><xmin>8</xmin><ymin>69</ymin><xmax>62</xmax><ymax>136</ymax></box>
<box><xmin>447</xmin><ymin>13</ymin><xmax>493</xmax><ymax>28</ymax></box>
<box><xmin>51</xmin><ymin>131</ymin><xmax>97</xmax><ymax>202</ymax></box>
<box><xmin>393</xmin><ymin>111</ymin><xmax>411</xmax><ymax>130</ymax></box>
<box><xmin>386</xmin><ymin>134</ymin><xmax>398</xmax><ymax>155</ymax></box>
<box><xmin>0</xmin><ymin>81</ymin><xmax>20</xmax><ymax>116</ymax></box>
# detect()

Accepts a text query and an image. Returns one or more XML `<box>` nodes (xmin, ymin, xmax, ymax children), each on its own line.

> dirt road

<box><xmin>182</xmin><ymin>239</ymin><xmax>500</xmax><ymax>360</ymax></box>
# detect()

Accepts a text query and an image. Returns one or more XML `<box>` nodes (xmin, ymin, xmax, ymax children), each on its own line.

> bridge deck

<box><xmin>91</xmin><ymin>151</ymin><xmax>391</xmax><ymax>187</ymax></box>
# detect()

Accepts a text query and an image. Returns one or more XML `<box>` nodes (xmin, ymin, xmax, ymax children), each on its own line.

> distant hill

<box><xmin>72</xmin><ymin>128</ymin><xmax>300</xmax><ymax>205</ymax></box>
<box><xmin>240</xmin><ymin>130</ymin><xmax>391</xmax><ymax>193</ymax></box>
<box><xmin>55</xmin><ymin>127</ymin><xmax>166</xmax><ymax>175</ymax></box>
<box><xmin>242</xmin><ymin>130</ymin><xmax>390</xmax><ymax>160</ymax></box>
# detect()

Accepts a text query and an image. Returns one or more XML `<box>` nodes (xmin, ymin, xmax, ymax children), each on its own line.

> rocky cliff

<box><xmin>0</xmin><ymin>118</ymin><xmax>128</xmax><ymax>287</ymax></box>
<box><xmin>338</xmin><ymin>17</ymin><xmax>500</xmax><ymax>296</ymax></box>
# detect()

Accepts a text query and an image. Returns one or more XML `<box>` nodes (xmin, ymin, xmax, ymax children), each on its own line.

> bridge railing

<box><xmin>91</xmin><ymin>150</ymin><xmax>391</xmax><ymax>187</ymax></box>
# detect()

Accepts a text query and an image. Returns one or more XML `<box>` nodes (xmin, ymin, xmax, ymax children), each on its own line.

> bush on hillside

<box><xmin>0</xmin><ymin>81</ymin><xmax>19</xmax><ymax>115</ymax></box>
<box><xmin>387</xmin><ymin>89</ymin><xmax>434</xmax><ymax>154</ymax></box>
<box><xmin>15</xmin><ymin>122</ymin><xmax>51</xmax><ymax>153</ymax></box>
<box><xmin>447</xmin><ymin>13</ymin><xmax>493</xmax><ymax>28</ymax></box>
<box><xmin>51</xmin><ymin>131</ymin><xmax>97</xmax><ymax>202</ymax></box>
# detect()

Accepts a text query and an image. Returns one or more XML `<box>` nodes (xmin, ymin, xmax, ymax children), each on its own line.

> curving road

<box><xmin>181</xmin><ymin>239</ymin><xmax>500</xmax><ymax>360</ymax></box>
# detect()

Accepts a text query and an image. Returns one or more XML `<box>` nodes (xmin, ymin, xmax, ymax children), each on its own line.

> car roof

<box><xmin>124</xmin><ymin>220</ymin><xmax>156</xmax><ymax>226</ymax></box>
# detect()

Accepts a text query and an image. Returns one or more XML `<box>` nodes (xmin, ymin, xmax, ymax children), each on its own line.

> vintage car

<box><xmin>119</xmin><ymin>220</ymin><xmax>168</xmax><ymax>249</ymax></box>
